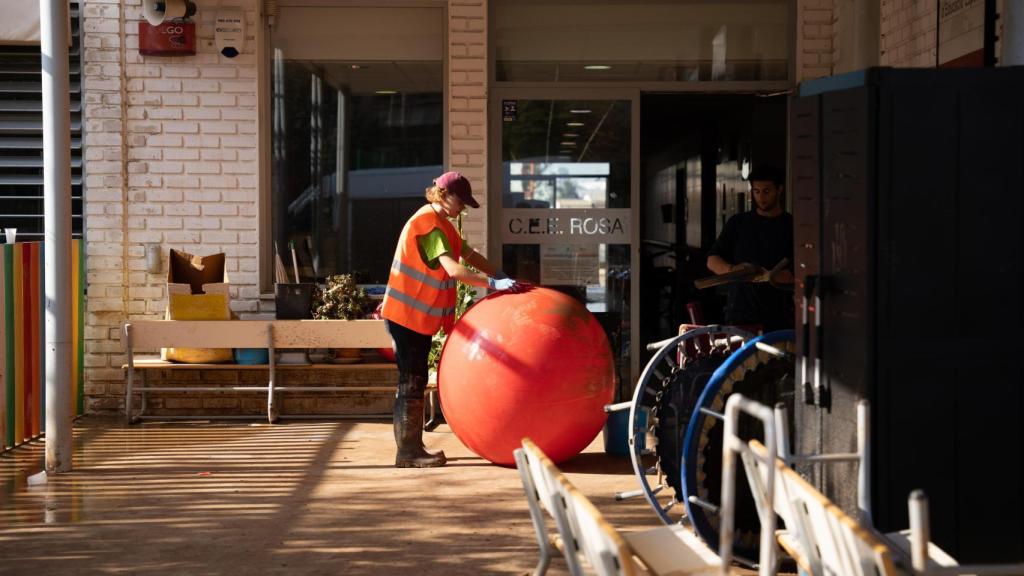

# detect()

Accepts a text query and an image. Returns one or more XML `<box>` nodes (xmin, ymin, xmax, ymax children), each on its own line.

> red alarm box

<box><xmin>138</xmin><ymin>21</ymin><xmax>196</xmax><ymax>56</ymax></box>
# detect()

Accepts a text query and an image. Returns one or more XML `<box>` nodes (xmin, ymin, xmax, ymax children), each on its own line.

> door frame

<box><xmin>487</xmin><ymin>86</ymin><xmax>641</xmax><ymax>394</ymax></box>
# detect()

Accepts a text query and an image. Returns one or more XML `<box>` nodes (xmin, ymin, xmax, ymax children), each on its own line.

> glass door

<box><xmin>490</xmin><ymin>90</ymin><xmax>639</xmax><ymax>399</ymax></box>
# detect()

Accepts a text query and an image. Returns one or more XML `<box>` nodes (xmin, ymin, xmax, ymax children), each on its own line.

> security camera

<box><xmin>143</xmin><ymin>0</ymin><xmax>197</xmax><ymax>26</ymax></box>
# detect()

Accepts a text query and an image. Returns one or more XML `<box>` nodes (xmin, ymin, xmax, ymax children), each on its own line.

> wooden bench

<box><xmin>121</xmin><ymin>319</ymin><xmax>422</xmax><ymax>424</ymax></box>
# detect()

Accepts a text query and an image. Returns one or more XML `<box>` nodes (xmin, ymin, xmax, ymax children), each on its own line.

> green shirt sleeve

<box><xmin>417</xmin><ymin>228</ymin><xmax>470</xmax><ymax>269</ymax></box>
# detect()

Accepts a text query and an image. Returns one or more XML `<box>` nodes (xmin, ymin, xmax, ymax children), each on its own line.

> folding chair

<box><xmin>770</xmin><ymin>403</ymin><xmax>1024</xmax><ymax>575</ymax></box>
<box><xmin>773</xmin><ymin>400</ymin><xmax>872</xmax><ymax>524</ymax></box>
<box><xmin>514</xmin><ymin>438</ymin><xmax>584</xmax><ymax>576</ymax></box>
<box><xmin>557</xmin><ymin>478</ymin><xmax>640</xmax><ymax>576</ymax></box>
<box><xmin>518</xmin><ymin>438</ymin><xmax>721</xmax><ymax>576</ymax></box>
<box><xmin>718</xmin><ymin>393</ymin><xmax>780</xmax><ymax>576</ymax></box>
<box><xmin>753</xmin><ymin>439</ymin><xmax>897</xmax><ymax>576</ymax></box>
<box><xmin>746</xmin><ymin>434</ymin><xmax>1024</xmax><ymax>576</ymax></box>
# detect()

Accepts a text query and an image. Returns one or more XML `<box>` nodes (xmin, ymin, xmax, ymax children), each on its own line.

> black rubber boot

<box><xmin>394</xmin><ymin>374</ymin><xmax>446</xmax><ymax>468</ymax></box>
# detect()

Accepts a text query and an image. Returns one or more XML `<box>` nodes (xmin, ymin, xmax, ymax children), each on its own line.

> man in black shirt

<box><xmin>706</xmin><ymin>166</ymin><xmax>794</xmax><ymax>331</ymax></box>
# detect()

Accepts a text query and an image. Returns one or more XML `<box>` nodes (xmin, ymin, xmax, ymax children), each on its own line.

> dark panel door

<box><xmin>873</xmin><ymin>82</ymin><xmax>960</xmax><ymax>543</ymax></box>
<box><xmin>790</xmin><ymin>94</ymin><xmax>824</xmax><ymax>484</ymax></box>
<box><xmin>949</xmin><ymin>79</ymin><xmax>1024</xmax><ymax>561</ymax></box>
<box><xmin>818</xmin><ymin>87</ymin><xmax>875</xmax><ymax>516</ymax></box>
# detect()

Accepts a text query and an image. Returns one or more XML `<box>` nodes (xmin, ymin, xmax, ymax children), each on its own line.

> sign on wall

<box><xmin>501</xmin><ymin>208</ymin><xmax>630</xmax><ymax>245</ymax></box>
<box><xmin>938</xmin><ymin>0</ymin><xmax>988</xmax><ymax>67</ymax></box>
<box><xmin>540</xmin><ymin>245</ymin><xmax>599</xmax><ymax>285</ymax></box>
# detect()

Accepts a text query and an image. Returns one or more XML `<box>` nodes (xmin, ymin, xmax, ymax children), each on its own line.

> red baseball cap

<box><xmin>434</xmin><ymin>171</ymin><xmax>479</xmax><ymax>209</ymax></box>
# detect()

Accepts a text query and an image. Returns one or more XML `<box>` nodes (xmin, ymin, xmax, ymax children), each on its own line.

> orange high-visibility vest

<box><xmin>381</xmin><ymin>204</ymin><xmax>463</xmax><ymax>335</ymax></box>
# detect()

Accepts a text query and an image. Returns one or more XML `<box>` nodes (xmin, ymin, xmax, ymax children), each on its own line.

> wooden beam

<box><xmin>122</xmin><ymin>319</ymin><xmax>392</xmax><ymax>350</ymax></box>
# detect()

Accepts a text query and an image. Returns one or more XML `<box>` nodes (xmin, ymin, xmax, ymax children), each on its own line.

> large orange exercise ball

<box><xmin>438</xmin><ymin>287</ymin><xmax>616</xmax><ymax>465</ymax></box>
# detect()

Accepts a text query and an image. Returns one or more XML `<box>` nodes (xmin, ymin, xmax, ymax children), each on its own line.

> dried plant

<box><xmin>313</xmin><ymin>274</ymin><xmax>370</xmax><ymax>320</ymax></box>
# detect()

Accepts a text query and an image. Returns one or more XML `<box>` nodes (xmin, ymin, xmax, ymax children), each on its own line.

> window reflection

<box><xmin>270</xmin><ymin>8</ymin><xmax>443</xmax><ymax>284</ymax></box>
<box><xmin>507</xmin><ymin>163</ymin><xmax>611</xmax><ymax>209</ymax></box>
<box><xmin>502</xmin><ymin>100</ymin><xmax>629</xmax><ymax>209</ymax></box>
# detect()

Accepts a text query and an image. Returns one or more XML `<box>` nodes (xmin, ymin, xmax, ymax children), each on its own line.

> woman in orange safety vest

<box><xmin>381</xmin><ymin>171</ymin><xmax>529</xmax><ymax>468</ymax></box>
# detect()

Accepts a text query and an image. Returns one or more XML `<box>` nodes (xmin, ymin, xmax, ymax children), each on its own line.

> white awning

<box><xmin>0</xmin><ymin>0</ymin><xmax>42</xmax><ymax>45</ymax></box>
<box><xmin>0</xmin><ymin>0</ymin><xmax>71</xmax><ymax>46</ymax></box>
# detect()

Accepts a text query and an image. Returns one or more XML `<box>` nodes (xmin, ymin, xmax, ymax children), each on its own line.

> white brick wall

<box><xmin>797</xmin><ymin>0</ymin><xmax>836</xmax><ymax>82</ymax></box>
<box><xmin>82</xmin><ymin>0</ymin><xmax>484</xmax><ymax>414</ymax></box>
<box><xmin>448</xmin><ymin>0</ymin><xmax>488</xmax><ymax>255</ymax></box>
<box><xmin>85</xmin><ymin>0</ymin><xmax>872</xmax><ymax>414</ymax></box>
<box><xmin>880</xmin><ymin>0</ymin><xmax>937</xmax><ymax>66</ymax></box>
<box><xmin>83</xmin><ymin>0</ymin><xmax>260</xmax><ymax>412</ymax></box>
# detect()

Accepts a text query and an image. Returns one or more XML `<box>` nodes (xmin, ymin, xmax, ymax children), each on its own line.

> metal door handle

<box><xmin>801</xmin><ymin>275</ymin><xmax>817</xmax><ymax>405</ymax></box>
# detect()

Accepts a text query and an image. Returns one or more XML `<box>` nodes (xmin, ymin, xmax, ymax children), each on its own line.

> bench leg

<box><xmin>267</xmin><ymin>378</ymin><xmax>278</xmax><ymax>424</ymax></box>
<box><xmin>125</xmin><ymin>365</ymin><xmax>134</xmax><ymax>424</ymax></box>
<box><xmin>424</xmin><ymin>387</ymin><xmax>438</xmax><ymax>430</ymax></box>
<box><xmin>138</xmin><ymin>370</ymin><xmax>148</xmax><ymax>419</ymax></box>
<box><xmin>266</xmin><ymin>325</ymin><xmax>278</xmax><ymax>424</ymax></box>
<box><xmin>125</xmin><ymin>324</ymin><xmax>135</xmax><ymax>425</ymax></box>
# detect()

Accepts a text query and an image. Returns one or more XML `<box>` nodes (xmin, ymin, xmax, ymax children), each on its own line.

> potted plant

<box><xmin>313</xmin><ymin>273</ymin><xmax>371</xmax><ymax>363</ymax></box>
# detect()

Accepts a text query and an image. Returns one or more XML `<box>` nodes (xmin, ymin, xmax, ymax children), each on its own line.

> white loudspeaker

<box><xmin>143</xmin><ymin>0</ymin><xmax>196</xmax><ymax>26</ymax></box>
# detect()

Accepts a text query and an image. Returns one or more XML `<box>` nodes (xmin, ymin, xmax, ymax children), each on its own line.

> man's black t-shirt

<box><xmin>708</xmin><ymin>210</ymin><xmax>794</xmax><ymax>330</ymax></box>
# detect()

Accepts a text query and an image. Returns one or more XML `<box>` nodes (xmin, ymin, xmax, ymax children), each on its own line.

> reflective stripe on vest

<box><xmin>384</xmin><ymin>286</ymin><xmax>456</xmax><ymax>317</ymax></box>
<box><xmin>381</xmin><ymin>204</ymin><xmax>462</xmax><ymax>335</ymax></box>
<box><xmin>390</xmin><ymin>259</ymin><xmax>457</xmax><ymax>291</ymax></box>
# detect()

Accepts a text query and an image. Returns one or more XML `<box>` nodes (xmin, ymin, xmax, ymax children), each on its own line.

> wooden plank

<box><xmin>778</xmin><ymin>461</ymin><xmax>895</xmax><ymax>576</ymax></box>
<box><xmin>126</xmin><ymin>320</ymin><xmax>270</xmax><ymax>349</ymax></box>
<box><xmin>30</xmin><ymin>242</ymin><xmax>40</xmax><ymax>438</ymax></box>
<box><xmin>2</xmin><ymin>244</ymin><xmax>11</xmax><ymax>448</ymax></box>
<box><xmin>0</xmin><ymin>245</ymin><xmax>6</xmax><ymax>450</ymax></box>
<box><xmin>13</xmin><ymin>244</ymin><xmax>23</xmax><ymax>444</ymax></box>
<box><xmin>623</xmin><ymin>523</ymin><xmax>720</xmax><ymax>575</ymax></box>
<box><xmin>124</xmin><ymin>319</ymin><xmax>392</xmax><ymax>350</ymax></box>
<box><xmin>272</xmin><ymin>320</ymin><xmax>392</xmax><ymax>348</ymax></box>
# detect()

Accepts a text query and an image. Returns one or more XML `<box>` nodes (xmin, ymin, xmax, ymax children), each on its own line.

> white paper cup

<box><xmin>3</xmin><ymin>228</ymin><xmax>15</xmax><ymax>244</ymax></box>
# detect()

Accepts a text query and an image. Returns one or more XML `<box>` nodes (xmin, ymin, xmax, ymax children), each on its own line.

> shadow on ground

<box><xmin>0</xmin><ymin>417</ymin><xmax>666</xmax><ymax>575</ymax></box>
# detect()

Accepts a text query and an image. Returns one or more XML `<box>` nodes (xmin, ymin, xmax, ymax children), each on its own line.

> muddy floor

<box><xmin>0</xmin><ymin>417</ymin><xmax>678</xmax><ymax>575</ymax></box>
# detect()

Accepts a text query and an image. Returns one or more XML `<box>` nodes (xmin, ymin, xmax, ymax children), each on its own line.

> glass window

<box><xmin>502</xmin><ymin>100</ymin><xmax>630</xmax><ymax>209</ymax></box>
<box><xmin>493</xmin><ymin>0</ymin><xmax>789</xmax><ymax>82</ymax></box>
<box><xmin>270</xmin><ymin>7</ymin><xmax>444</xmax><ymax>284</ymax></box>
<box><xmin>500</xmin><ymin>98</ymin><xmax>632</xmax><ymax>387</ymax></box>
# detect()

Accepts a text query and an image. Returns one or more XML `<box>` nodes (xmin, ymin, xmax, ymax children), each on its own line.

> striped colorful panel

<box><xmin>0</xmin><ymin>245</ymin><xmax>6</xmax><ymax>450</ymax></box>
<box><xmin>0</xmin><ymin>241</ymin><xmax>85</xmax><ymax>451</ymax></box>
<box><xmin>31</xmin><ymin>242</ymin><xmax>41</xmax><ymax>438</ymax></box>
<box><xmin>24</xmin><ymin>244</ymin><xmax>36</xmax><ymax>439</ymax></box>
<box><xmin>3</xmin><ymin>245</ymin><xmax>12</xmax><ymax>449</ymax></box>
<box><xmin>13</xmin><ymin>245</ymin><xmax>24</xmax><ymax>444</ymax></box>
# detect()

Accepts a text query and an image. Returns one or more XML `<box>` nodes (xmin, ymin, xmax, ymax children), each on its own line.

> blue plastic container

<box><xmin>602</xmin><ymin>408</ymin><xmax>646</xmax><ymax>456</ymax></box>
<box><xmin>234</xmin><ymin>348</ymin><xmax>269</xmax><ymax>365</ymax></box>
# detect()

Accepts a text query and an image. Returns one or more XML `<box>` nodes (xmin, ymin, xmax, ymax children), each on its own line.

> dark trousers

<box><xmin>385</xmin><ymin>320</ymin><xmax>432</xmax><ymax>381</ymax></box>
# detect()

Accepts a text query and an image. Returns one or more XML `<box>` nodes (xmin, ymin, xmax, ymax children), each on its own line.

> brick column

<box><xmin>797</xmin><ymin>0</ymin><xmax>836</xmax><ymax>83</ymax></box>
<box><xmin>82</xmin><ymin>0</ymin><xmax>130</xmax><ymax>413</ymax></box>
<box><xmin>82</xmin><ymin>0</ymin><xmax>261</xmax><ymax>414</ymax></box>
<box><xmin>880</xmin><ymin>0</ymin><xmax>936</xmax><ymax>67</ymax></box>
<box><xmin>447</xmin><ymin>0</ymin><xmax>488</xmax><ymax>254</ymax></box>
